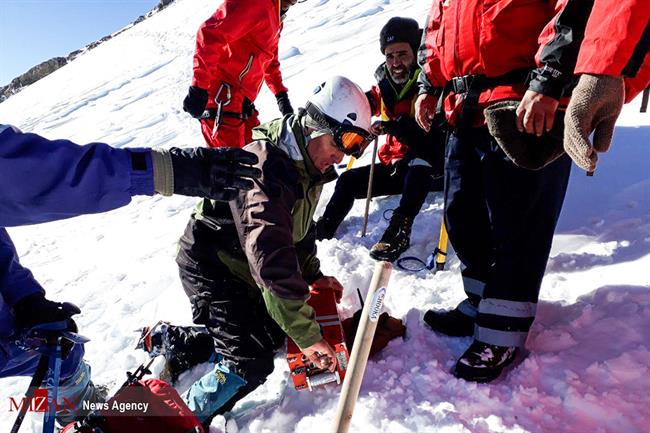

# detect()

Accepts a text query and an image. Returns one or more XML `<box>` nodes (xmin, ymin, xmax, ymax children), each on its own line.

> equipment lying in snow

<box><xmin>396</xmin><ymin>219</ymin><xmax>448</xmax><ymax>273</ymax></box>
<box><xmin>287</xmin><ymin>288</ymin><xmax>350</xmax><ymax>391</ymax></box>
<box><xmin>61</xmin><ymin>359</ymin><xmax>204</xmax><ymax>433</ymax></box>
<box><xmin>10</xmin><ymin>322</ymin><xmax>89</xmax><ymax>433</ymax></box>
<box><xmin>286</xmin><ymin>281</ymin><xmax>406</xmax><ymax>392</ymax></box>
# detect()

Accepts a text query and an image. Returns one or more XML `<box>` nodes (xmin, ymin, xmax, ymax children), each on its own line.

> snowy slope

<box><xmin>1</xmin><ymin>0</ymin><xmax>649</xmax><ymax>432</ymax></box>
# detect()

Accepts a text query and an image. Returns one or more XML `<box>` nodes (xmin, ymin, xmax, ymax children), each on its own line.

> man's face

<box><xmin>385</xmin><ymin>42</ymin><xmax>415</xmax><ymax>84</ymax></box>
<box><xmin>281</xmin><ymin>0</ymin><xmax>298</xmax><ymax>10</ymax></box>
<box><xmin>306</xmin><ymin>134</ymin><xmax>345</xmax><ymax>173</ymax></box>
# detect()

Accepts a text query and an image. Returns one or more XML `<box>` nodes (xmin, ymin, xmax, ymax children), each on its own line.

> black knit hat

<box><xmin>380</xmin><ymin>17</ymin><xmax>422</xmax><ymax>55</ymax></box>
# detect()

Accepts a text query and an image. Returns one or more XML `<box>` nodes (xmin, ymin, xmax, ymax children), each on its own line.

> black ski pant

<box><xmin>173</xmin><ymin>217</ymin><xmax>286</xmax><ymax>416</ymax></box>
<box><xmin>320</xmin><ymin>160</ymin><xmax>443</xmax><ymax>238</ymax></box>
<box><xmin>444</xmin><ymin>126</ymin><xmax>571</xmax><ymax>348</ymax></box>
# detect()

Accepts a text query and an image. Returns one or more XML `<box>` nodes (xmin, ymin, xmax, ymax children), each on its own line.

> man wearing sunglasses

<box><xmin>156</xmin><ymin>76</ymin><xmax>372</xmax><ymax>427</ymax></box>
<box><xmin>315</xmin><ymin>17</ymin><xmax>445</xmax><ymax>263</ymax></box>
<box><xmin>182</xmin><ymin>0</ymin><xmax>299</xmax><ymax>149</ymax></box>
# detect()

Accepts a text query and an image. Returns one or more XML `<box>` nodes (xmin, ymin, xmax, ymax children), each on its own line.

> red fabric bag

<box><xmin>62</xmin><ymin>378</ymin><xmax>204</xmax><ymax>433</ymax></box>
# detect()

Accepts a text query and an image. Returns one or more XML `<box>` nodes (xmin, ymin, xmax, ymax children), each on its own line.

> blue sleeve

<box><xmin>0</xmin><ymin>229</ymin><xmax>44</xmax><ymax>307</ymax></box>
<box><xmin>0</xmin><ymin>125</ymin><xmax>155</xmax><ymax>227</ymax></box>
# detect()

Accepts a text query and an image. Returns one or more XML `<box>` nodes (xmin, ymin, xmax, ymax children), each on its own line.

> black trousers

<box><xmin>174</xmin><ymin>217</ymin><xmax>286</xmax><ymax>413</ymax></box>
<box><xmin>320</xmin><ymin>160</ymin><xmax>443</xmax><ymax>236</ymax></box>
<box><xmin>444</xmin><ymin>126</ymin><xmax>571</xmax><ymax>347</ymax></box>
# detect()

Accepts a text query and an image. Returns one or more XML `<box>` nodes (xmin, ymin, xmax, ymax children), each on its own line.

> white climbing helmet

<box><xmin>305</xmin><ymin>76</ymin><xmax>373</xmax><ymax>157</ymax></box>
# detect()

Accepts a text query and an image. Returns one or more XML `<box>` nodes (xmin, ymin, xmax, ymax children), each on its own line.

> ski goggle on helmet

<box><xmin>305</xmin><ymin>76</ymin><xmax>374</xmax><ymax>158</ymax></box>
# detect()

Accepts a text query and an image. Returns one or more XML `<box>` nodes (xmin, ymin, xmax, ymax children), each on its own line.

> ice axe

<box><xmin>330</xmin><ymin>261</ymin><xmax>392</xmax><ymax>433</ymax></box>
<box><xmin>361</xmin><ymin>136</ymin><xmax>379</xmax><ymax>237</ymax></box>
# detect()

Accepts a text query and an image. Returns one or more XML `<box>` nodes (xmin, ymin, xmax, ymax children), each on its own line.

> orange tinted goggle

<box><xmin>336</xmin><ymin>130</ymin><xmax>372</xmax><ymax>158</ymax></box>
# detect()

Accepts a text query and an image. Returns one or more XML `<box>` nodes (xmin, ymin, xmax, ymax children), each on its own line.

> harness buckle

<box><xmin>451</xmin><ymin>75</ymin><xmax>475</xmax><ymax>94</ymax></box>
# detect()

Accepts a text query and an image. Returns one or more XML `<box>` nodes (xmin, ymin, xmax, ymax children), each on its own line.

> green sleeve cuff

<box><xmin>261</xmin><ymin>288</ymin><xmax>322</xmax><ymax>349</ymax></box>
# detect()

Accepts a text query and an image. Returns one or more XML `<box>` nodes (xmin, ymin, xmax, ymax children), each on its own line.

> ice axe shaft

<box><xmin>330</xmin><ymin>261</ymin><xmax>392</xmax><ymax>433</ymax></box>
<box><xmin>361</xmin><ymin>137</ymin><xmax>379</xmax><ymax>237</ymax></box>
<box><xmin>434</xmin><ymin>220</ymin><xmax>449</xmax><ymax>271</ymax></box>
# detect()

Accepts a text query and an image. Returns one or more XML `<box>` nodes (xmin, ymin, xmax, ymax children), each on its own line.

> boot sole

<box><xmin>369</xmin><ymin>249</ymin><xmax>400</xmax><ymax>262</ymax></box>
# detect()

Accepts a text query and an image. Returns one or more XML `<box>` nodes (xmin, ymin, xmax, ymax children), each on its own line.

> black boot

<box><xmin>453</xmin><ymin>340</ymin><xmax>518</xmax><ymax>383</ymax></box>
<box><xmin>137</xmin><ymin>322</ymin><xmax>216</xmax><ymax>383</ymax></box>
<box><xmin>423</xmin><ymin>306</ymin><xmax>475</xmax><ymax>337</ymax></box>
<box><xmin>369</xmin><ymin>212</ymin><xmax>413</xmax><ymax>262</ymax></box>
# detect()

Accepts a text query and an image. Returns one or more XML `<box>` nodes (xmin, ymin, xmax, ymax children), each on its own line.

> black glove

<box><xmin>275</xmin><ymin>91</ymin><xmax>294</xmax><ymax>116</ymax></box>
<box><xmin>13</xmin><ymin>293</ymin><xmax>80</xmax><ymax>332</ymax></box>
<box><xmin>183</xmin><ymin>86</ymin><xmax>209</xmax><ymax>119</ymax></box>
<box><xmin>157</xmin><ymin>147</ymin><xmax>262</xmax><ymax>201</ymax></box>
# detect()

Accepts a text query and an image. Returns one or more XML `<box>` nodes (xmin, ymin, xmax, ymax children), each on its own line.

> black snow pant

<box><xmin>174</xmin><ymin>216</ymin><xmax>286</xmax><ymax>417</ymax></box>
<box><xmin>319</xmin><ymin>159</ymin><xmax>443</xmax><ymax>238</ymax></box>
<box><xmin>444</xmin><ymin>126</ymin><xmax>571</xmax><ymax>348</ymax></box>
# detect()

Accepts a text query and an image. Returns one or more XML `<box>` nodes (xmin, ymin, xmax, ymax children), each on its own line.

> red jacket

<box><xmin>368</xmin><ymin>64</ymin><xmax>444</xmax><ymax>168</ymax></box>
<box><xmin>367</xmin><ymin>65</ymin><xmax>418</xmax><ymax>165</ymax></box>
<box><xmin>574</xmin><ymin>0</ymin><xmax>650</xmax><ymax>102</ymax></box>
<box><xmin>191</xmin><ymin>0</ymin><xmax>288</xmax><ymax>107</ymax></box>
<box><xmin>419</xmin><ymin>0</ymin><xmax>592</xmax><ymax>125</ymax></box>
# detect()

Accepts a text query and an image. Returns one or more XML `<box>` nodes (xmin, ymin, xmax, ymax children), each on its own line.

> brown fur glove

<box><xmin>484</xmin><ymin>100</ymin><xmax>565</xmax><ymax>170</ymax></box>
<box><xmin>342</xmin><ymin>310</ymin><xmax>406</xmax><ymax>358</ymax></box>
<box><xmin>564</xmin><ymin>74</ymin><xmax>625</xmax><ymax>172</ymax></box>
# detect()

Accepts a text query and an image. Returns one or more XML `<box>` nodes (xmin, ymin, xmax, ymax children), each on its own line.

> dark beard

<box><xmin>388</xmin><ymin>64</ymin><xmax>415</xmax><ymax>85</ymax></box>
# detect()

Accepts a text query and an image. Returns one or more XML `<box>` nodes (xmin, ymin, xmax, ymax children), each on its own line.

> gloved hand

<box><xmin>564</xmin><ymin>74</ymin><xmax>625</xmax><ymax>172</ymax></box>
<box><xmin>12</xmin><ymin>292</ymin><xmax>80</xmax><ymax>332</ymax></box>
<box><xmin>309</xmin><ymin>276</ymin><xmax>344</xmax><ymax>303</ymax></box>
<box><xmin>151</xmin><ymin>147</ymin><xmax>262</xmax><ymax>201</ymax></box>
<box><xmin>275</xmin><ymin>91</ymin><xmax>294</xmax><ymax>116</ymax></box>
<box><xmin>183</xmin><ymin>86</ymin><xmax>209</xmax><ymax>119</ymax></box>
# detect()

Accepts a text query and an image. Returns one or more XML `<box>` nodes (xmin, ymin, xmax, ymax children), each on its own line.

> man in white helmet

<box><xmin>153</xmin><ymin>76</ymin><xmax>373</xmax><ymax>426</ymax></box>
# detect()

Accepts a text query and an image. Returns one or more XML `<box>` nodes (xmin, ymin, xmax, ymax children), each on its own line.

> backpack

<box><xmin>62</xmin><ymin>363</ymin><xmax>204</xmax><ymax>433</ymax></box>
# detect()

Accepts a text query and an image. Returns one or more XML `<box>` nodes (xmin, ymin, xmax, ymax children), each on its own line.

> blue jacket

<box><xmin>0</xmin><ymin>124</ymin><xmax>155</xmax><ymax>348</ymax></box>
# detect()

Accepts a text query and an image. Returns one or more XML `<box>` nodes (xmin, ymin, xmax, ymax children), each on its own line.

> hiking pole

<box><xmin>10</xmin><ymin>331</ymin><xmax>65</xmax><ymax>433</ymax></box>
<box><xmin>361</xmin><ymin>136</ymin><xmax>379</xmax><ymax>237</ymax></box>
<box><xmin>10</xmin><ymin>350</ymin><xmax>51</xmax><ymax>433</ymax></box>
<box><xmin>330</xmin><ymin>261</ymin><xmax>392</xmax><ymax>433</ymax></box>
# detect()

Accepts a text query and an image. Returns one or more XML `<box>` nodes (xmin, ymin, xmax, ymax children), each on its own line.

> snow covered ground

<box><xmin>1</xmin><ymin>0</ymin><xmax>649</xmax><ymax>432</ymax></box>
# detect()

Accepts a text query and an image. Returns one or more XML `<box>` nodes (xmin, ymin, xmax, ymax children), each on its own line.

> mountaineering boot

<box><xmin>136</xmin><ymin>321</ymin><xmax>216</xmax><ymax>383</ymax></box>
<box><xmin>423</xmin><ymin>306</ymin><xmax>475</xmax><ymax>337</ymax></box>
<box><xmin>183</xmin><ymin>356</ymin><xmax>247</xmax><ymax>425</ymax></box>
<box><xmin>369</xmin><ymin>212</ymin><xmax>413</xmax><ymax>262</ymax></box>
<box><xmin>55</xmin><ymin>362</ymin><xmax>108</xmax><ymax>426</ymax></box>
<box><xmin>453</xmin><ymin>340</ymin><xmax>518</xmax><ymax>383</ymax></box>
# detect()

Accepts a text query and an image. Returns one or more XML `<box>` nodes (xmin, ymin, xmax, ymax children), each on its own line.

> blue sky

<box><xmin>0</xmin><ymin>0</ymin><xmax>160</xmax><ymax>86</ymax></box>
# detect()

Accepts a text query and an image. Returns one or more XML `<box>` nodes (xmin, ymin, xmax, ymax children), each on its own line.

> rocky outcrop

<box><xmin>0</xmin><ymin>0</ymin><xmax>176</xmax><ymax>103</ymax></box>
<box><xmin>1</xmin><ymin>57</ymin><xmax>67</xmax><ymax>101</ymax></box>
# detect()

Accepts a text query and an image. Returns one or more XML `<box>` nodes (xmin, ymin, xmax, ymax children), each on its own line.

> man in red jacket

<box><xmin>564</xmin><ymin>0</ymin><xmax>650</xmax><ymax>172</ymax></box>
<box><xmin>316</xmin><ymin>17</ymin><xmax>444</xmax><ymax>263</ymax></box>
<box><xmin>182</xmin><ymin>0</ymin><xmax>297</xmax><ymax>149</ymax></box>
<box><xmin>416</xmin><ymin>0</ymin><xmax>594</xmax><ymax>382</ymax></box>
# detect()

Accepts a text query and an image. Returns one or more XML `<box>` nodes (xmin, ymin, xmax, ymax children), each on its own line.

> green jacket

<box><xmin>194</xmin><ymin>114</ymin><xmax>337</xmax><ymax>348</ymax></box>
